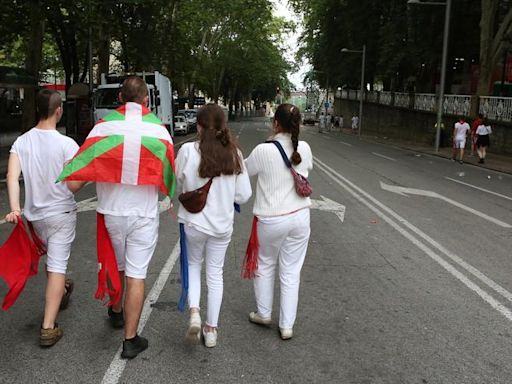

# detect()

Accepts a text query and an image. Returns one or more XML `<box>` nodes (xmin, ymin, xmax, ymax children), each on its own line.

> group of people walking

<box><xmin>451</xmin><ymin>114</ymin><xmax>492</xmax><ymax>164</ymax></box>
<box><xmin>3</xmin><ymin>77</ymin><xmax>313</xmax><ymax>359</ymax></box>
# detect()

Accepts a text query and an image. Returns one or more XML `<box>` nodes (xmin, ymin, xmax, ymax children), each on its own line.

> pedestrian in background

<box><xmin>319</xmin><ymin>111</ymin><xmax>325</xmax><ymax>133</ymax></box>
<box><xmin>351</xmin><ymin>114</ymin><xmax>359</xmax><ymax>134</ymax></box>
<box><xmin>5</xmin><ymin>89</ymin><xmax>78</xmax><ymax>347</ymax></box>
<box><xmin>244</xmin><ymin>103</ymin><xmax>313</xmax><ymax>340</ymax></box>
<box><xmin>176</xmin><ymin>103</ymin><xmax>252</xmax><ymax>348</ymax></box>
<box><xmin>452</xmin><ymin>117</ymin><xmax>470</xmax><ymax>164</ymax></box>
<box><xmin>476</xmin><ymin>118</ymin><xmax>492</xmax><ymax>164</ymax></box>
<box><xmin>339</xmin><ymin>114</ymin><xmax>344</xmax><ymax>131</ymax></box>
<box><xmin>470</xmin><ymin>113</ymin><xmax>484</xmax><ymax>156</ymax></box>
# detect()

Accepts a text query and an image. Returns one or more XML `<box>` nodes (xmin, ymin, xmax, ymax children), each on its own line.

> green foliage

<box><xmin>290</xmin><ymin>0</ymin><xmax>494</xmax><ymax>93</ymax></box>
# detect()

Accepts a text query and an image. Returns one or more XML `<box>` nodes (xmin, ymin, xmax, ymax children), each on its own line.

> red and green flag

<box><xmin>57</xmin><ymin>102</ymin><xmax>176</xmax><ymax>198</ymax></box>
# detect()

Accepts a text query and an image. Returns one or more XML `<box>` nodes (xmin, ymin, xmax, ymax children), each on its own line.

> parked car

<box><xmin>302</xmin><ymin>108</ymin><xmax>318</xmax><ymax>125</ymax></box>
<box><xmin>178</xmin><ymin>109</ymin><xmax>198</xmax><ymax>131</ymax></box>
<box><xmin>173</xmin><ymin>115</ymin><xmax>189</xmax><ymax>135</ymax></box>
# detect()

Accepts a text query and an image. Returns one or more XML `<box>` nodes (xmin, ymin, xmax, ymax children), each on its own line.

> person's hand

<box><xmin>5</xmin><ymin>210</ymin><xmax>21</xmax><ymax>224</ymax></box>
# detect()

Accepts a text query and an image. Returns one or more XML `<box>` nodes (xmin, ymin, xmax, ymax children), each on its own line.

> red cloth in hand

<box><xmin>95</xmin><ymin>213</ymin><xmax>122</xmax><ymax>306</ymax></box>
<box><xmin>0</xmin><ymin>221</ymin><xmax>35</xmax><ymax>310</ymax></box>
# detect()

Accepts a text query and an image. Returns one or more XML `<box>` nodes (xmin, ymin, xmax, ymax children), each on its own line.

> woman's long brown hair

<box><xmin>197</xmin><ymin>103</ymin><xmax>242</xmax><ymax>178</ymax></box>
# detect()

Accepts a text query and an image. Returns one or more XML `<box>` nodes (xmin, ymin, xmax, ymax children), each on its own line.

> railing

<box><xmin>339</xmin><ymin>90</ymin><xmax>512</xmax><ymax>123</ymax></box>
<box><xmin>480</xmin><ymin>96</ymin><xmax>512</xmax><ymax>122</ymax></box>
<box><xmin>394</xmin><ymin>92</ymin><xmax>410</xmax><ymax>108</ymax></box>
<box><xmin>443</xmin><ymin>95</ymin><xmax>471</xmax><ymax>117</ymax></box>
<box><xmin>380</xmin><ymin>91</ymin><xmax>393</xmax><ymax>105</ymax></box>
<box><xmin>414</xmin><ymin>93</ymin><xmax>437</xmax><ymax>112</ymax></box>
<box><xmin>367</xmin><ymin>90</ymin><xmax>379</xmax><ymax>103</ymax></box>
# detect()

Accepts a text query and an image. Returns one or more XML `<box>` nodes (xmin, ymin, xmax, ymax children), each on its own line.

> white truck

<box><xmin>93</xmin><ymin>71</ymin><xmax>174</xmax><ymax>134</ymax></box>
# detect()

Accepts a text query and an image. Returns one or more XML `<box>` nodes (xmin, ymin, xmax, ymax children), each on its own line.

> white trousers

<box><xmin>32</xmin><ymin>211</ymin><xmax>77</xmax><ymax>274</ymax></box>
<box><xmin>185</xmin><ymin>225</ymin><xmax>231</xmax><ymax>327</ymax></box>
<box><xmin>104</xmin><ymin>215</ymin><xmax>159</xmax><ymax>279</ymax></box>
<box><xmin>254</xmin><ymin>208</ymin><xmax>311</xmax><ymax>329</ymax></box>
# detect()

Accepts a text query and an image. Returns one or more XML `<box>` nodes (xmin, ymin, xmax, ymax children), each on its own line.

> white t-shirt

<box><xmin>96</xmin><ymin>183</ymin><xmax>159</xmax><ymax>218</ymax></box>
<box><xmin>10</xmin><ymin>128</ymin><xmax>79</xmax><ymax>221</ymax></box>
<box><xmin>454</xmin><ymin>122</ymin><xmax>470</xmax><ymax>140</ymax></box>
<box><xmin>476</xmin><ymin>125</ymin><xmax>492</xmax><ymax>135</ymax></box>
<box><xmin>352</xmin><ymin>116</ymin><xmax>359</xmax><ymax>128</ymax></box>
<box><xmin>176</xmin><ymin>142</ymin><xmax>252</xmax><ymax>236</ymax></box>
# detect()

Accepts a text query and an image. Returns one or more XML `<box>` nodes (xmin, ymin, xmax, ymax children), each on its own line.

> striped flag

<box><xmin>58</xmin><ymin>102</ymin><xmax>176</xmax><ymax>198</ymax></box>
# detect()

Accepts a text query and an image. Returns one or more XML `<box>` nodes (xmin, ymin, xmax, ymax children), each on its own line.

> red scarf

<box><xmin>95</xmin><ymin>213</ymin><xmax>122</xmax><ymax>306</ymax></box>
<box><xmin>0</xmin><ymin>220</ymin><xmax>46</xmax><ymax>310</ymax></box>
<box><xmin>242</xmin><ymin>216</ymin><xmax>259</xmax><ymax>279</ymax></box>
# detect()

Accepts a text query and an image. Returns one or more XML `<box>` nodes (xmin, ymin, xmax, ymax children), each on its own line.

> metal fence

<box><xmin>339</xmin><ymin>90</ymin><xmax>512</xmax><ymax>123</ymax></box>
<box><xmin>480</xmin><ymin>96</ymin><xmax>512</xmax><ymax>122</ymax></box>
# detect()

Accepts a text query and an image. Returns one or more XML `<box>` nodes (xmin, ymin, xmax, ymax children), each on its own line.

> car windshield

<box><xmin>95</xmin><ymin>88</ymin><xmax>121</xmax><ymax>109</ymax></box>
<box><xmin>179</xmin><ymin>110</ymin><xmax>197</xmax><ymax>119</ymax></box>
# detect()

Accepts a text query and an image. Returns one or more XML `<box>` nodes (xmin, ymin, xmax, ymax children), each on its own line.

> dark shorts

<box><xmin>476</xmin><ymin>134</ymin><xmax>490</xmax><ymax>148</ymax></box>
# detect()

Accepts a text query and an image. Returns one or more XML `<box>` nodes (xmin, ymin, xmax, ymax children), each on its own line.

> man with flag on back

<box><xmin>4</xmin><ymin>89</ymin><xmax>79</xmax><ymax>347</ymax></box>
<box><xmin>61</xmin><ymin>76</ymin><xmax>176</xmax><ymax>359</ymax></box>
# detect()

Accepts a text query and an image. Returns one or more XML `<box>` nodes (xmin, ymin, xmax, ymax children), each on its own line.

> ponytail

<box><xmin>275</xmin><ymin>103</ymin><xmax>302</xmax><ymax>165</ymax></box>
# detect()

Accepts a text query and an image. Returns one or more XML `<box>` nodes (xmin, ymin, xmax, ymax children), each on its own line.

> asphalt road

<box><xmin>0</xmin><ymin>118</ymin><xmax>511</xmax><ymax>384</ymax></box>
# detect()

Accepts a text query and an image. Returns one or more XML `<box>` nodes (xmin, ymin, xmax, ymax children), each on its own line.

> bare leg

<box><xmin>42</xmin><ymin>272</ymin><xmax>65</xmax><ymax>329</ymax></box>
<box><xmin>459</xmin><ymin>148</ymin><xmax>464</xmax><ymax>161</ymax></box>
<box><xmin>124</xmin><ymin>277</ymin><xmax>145</xmax><ymax>339</ymax></box>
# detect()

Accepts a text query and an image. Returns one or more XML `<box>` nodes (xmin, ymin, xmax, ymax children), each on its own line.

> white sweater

<box><xmin>176</xmin><ymin>142</ymin><xmax>252</xmax><ymax>236</ymax></box>
<box><xmin>245</xmin><ymin>133</ymin><xmax>313</xmax><ymax>216</ymax></box>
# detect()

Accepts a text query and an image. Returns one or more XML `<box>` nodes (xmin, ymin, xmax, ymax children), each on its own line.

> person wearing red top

<box><xmin>470</xmin><ymin>113</ymin><xmax>483</xmax><ymax>156</ymax></box>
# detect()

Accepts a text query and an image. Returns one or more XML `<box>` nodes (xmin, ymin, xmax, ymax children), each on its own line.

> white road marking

<box><xmin>380</xmin><ymin>182</ymin><xmax>511</xmax><ymax>228</ymax></box>
<box><xmin>314</xmin><ymin>156</ymin><xmax>512</xmax><ymax>321</ymax></box>
<box><xmin>339</xmin><ymin>141</ymin><xmax>353</xmax><ymax>147</ymax></box>
<box><xmin>101</xmin><ymin>241</ymin><xmax>181</xmax><ymax>384</ymax></box>
<box><xmin>311</xmin><ymin>195</ymin><xmax>346</xmax><ymax>223</ymax></box>
<box><xmin>445</xmin><ymin>177</ymin><xmax>512</xmax><ymax>202</ymax></box>
<box><xmin>372</xmin><ymin>152</ymin><xmax>396</xmax><ymax>162</ymax></box>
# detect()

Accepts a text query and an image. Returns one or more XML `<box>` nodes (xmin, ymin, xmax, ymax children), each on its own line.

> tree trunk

<box><xmin>97</xmin><ymin>26</ymin><xmax>110</xmax><ymax>79</ymax></box>
<box><xmin>477</xmin><ymin>0</ymin><xmax>498</xmax><ymax>96</ymax></box>
<box><xmin>22</xmin><ymin>1</ymin><xmax>45</xmax><ymax>131</ymax></box>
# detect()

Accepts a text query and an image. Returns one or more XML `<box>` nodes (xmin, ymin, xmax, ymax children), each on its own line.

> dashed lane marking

<box><xmin>371</xmin><ymin>152</ymin><xmax>396</xmax><ymax>162</ymax></box>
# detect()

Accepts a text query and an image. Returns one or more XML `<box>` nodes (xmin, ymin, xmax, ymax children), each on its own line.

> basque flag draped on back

<box><xmin>57</xmin><ymin>102</ymin><xmax>176</xmax><ymax>305</ymax></box>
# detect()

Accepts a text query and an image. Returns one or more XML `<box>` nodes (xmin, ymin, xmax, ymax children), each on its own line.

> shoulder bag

<box><xmin>178</xmin><ymin>178</ymin><xmax>213</xmax><ymax>213</ymax></box>
<box><xmin>266</xmin><ymin>140</ymin><xmax>312</xmax><ymax>198</ymax></box>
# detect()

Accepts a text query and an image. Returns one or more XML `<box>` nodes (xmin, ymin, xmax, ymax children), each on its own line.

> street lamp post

<box><xmin>408</xmin><ymin>0</ymin><xmax>452</xmax><ymax>153</ymax></box>
<box><xmin>341</xmin><ymin>45</ymin><xmax>366</xmax><ymax>137</ymax></box>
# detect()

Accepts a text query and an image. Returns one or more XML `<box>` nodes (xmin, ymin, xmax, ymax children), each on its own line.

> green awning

<box><xmin>0</xmin><ymin>66</ymin><xmax>37</xmax><ymax>88</ymax></box>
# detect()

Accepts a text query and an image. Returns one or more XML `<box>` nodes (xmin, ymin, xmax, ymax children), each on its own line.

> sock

<box><xmin>125</xmin><ymin>334</ymin><xmax>139</xmax><ymax>342</ymax></box>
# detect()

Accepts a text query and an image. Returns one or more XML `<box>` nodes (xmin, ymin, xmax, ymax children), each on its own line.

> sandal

<box><xmin>60</xmin><ymin>278</ymin><xmax>74</xmax><ymax>310</ymax></box>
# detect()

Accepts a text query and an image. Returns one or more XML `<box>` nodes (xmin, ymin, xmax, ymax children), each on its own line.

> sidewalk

<box><xmin>336</xmin><ymin>127</ymin><xmax>512</xmax><ymax>175</ymax></box>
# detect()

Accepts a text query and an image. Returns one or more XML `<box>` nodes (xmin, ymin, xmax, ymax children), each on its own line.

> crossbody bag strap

<box><xmin>266</xmin><ymin>140</ymin><xmax>292</xmax><ymax>168</ymax></box>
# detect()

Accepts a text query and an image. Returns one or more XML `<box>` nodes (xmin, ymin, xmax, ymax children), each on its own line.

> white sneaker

<box><xmin>280</xmin><ymin>328</ymin><xmax>293</xmax><ymax>340</ymax></box>
<box><xmin>248</xmin><ymin>311</ymin><xmax>272</xmax><ymax>325</ymax></box>
<box><xmin>202</xmin><ymin>327</ymin><xmax>217</xmax><ymax>348</ymax></box>
<box><xmin>186</xmin><ymin>312</ymin><xmax>201</xmax><ymax>344</ymax></box>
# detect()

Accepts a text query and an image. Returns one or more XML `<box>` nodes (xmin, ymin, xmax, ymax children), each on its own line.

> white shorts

<box><xmin>104</xmin><ymin>215</ymin><xmax>159</xmax><ymax>279</ymax></box>
<box><xmin>453</xmin><ymin>138</ymin><xmax>466</xmax><ymax>149</ymax></box>
<box><xmin>31</xmin><ymin>211</ymin><xmax>77</xmax><ymax>274</ymax></box>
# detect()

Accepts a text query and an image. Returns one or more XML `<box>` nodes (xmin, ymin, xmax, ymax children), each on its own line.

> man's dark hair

<box><xmin>36</xmin><ymin>89</ymin><xmax>62</xmax><ymax>119</ymax></box>
<box><xmin>120</xmin><ymin>76</ymin><xmax>148</xmax><ymax>104</ymax></box>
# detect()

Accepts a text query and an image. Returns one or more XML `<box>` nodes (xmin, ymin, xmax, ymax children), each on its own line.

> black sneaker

<box><xmin>108</xmin><ymin>306</ymin><xmax>124</xmax><ymax>329</ymax></box>
<box><xmin>121</xmin><ymin>335</ymin><xmax>148</xmax><ymax>359</ymax></box>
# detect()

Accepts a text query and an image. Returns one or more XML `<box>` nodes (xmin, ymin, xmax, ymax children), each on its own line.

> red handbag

<box><xmin>178</xmin><ymin>178</ymin><xmax>213</xmax><ymax>213</ymax></box>
<box><xmin>267</xmin><ymin>141</ymin><xmax>312</xmax><ymax>197</ymax></box>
